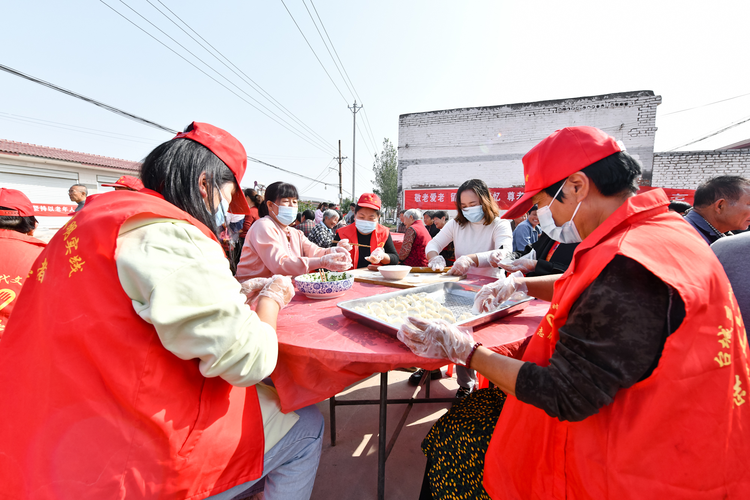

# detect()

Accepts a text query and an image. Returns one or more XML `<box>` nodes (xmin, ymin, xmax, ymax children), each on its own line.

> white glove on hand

<box><xmin>259</xmin><ymin>275</ymin><xmax>295</xmax><ymax>309</ymax></box>
<box><xmin>428</xmin><ymin>255</ymin><xmax>446</xmax><ymax>271</ymax></box>
<box><xmin>397</xmin><ymin>317</ymin><xmax>475</xmax><ymax>366</ymax></box>
<box><xmin>314</xmin><ymin>252</ymin><xmax>352</xmax><ymax>272</ymax></box>
<box><xmin>365</xmin><ymin>247</ymin><xmax>386</xmax><ymax>264</ymax></box>
<box><xmin>471</xmin><ymin>270</ymin><xmax>528</xmax><ymax>314</ymax></box>
<box><xmin>326</xmin><ymin>245</ymin><xmax>350</xmax><ymax>256</ymax></box>
<box><xmin>497</xmin><ymin>258</ymin><xmax>537</xmax><ymax>274</ymax></box>
<box><xmin>489</xmin><ymin>249</ymin><xmax>511</xmax><ymax>268</ymax></box>
<box><xmin>447</xmin><ymin>255</ymin><xmax>475</xmax><ymax>276</ymax></box>
<box><xmin>337</xmin><ymin>238</ymin><xmax>353</xmax><ymax>251</ymax></box>
<box><xmin>240</xmin><ymin>277</ymin><xmax>270</xmax><ymax>305</ymax></box>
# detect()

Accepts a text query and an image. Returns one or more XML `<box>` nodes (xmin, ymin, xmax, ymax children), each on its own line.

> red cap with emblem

<box><xmin>174</xmin><ymin>122</ymin><xmax>251</xmax><ymax>215</ymax></box>
<box><xmin>101</xmin><ymin>175</ymin><xmax>145</xmax><ymax>191</ymax></box>
<box><xmin>503</xmin><ymin>126</ymin><xmax>625</xmax><ymax>220</ymax></box>
<box><xmin>357</xmin><ymin>193</ymin><xmax>381</xmax><ymax>211</ymax></box>
<box><xmin>0</xmin><ymin>188</ymin><xmax>35</xmax><ymax>217</ymax></box>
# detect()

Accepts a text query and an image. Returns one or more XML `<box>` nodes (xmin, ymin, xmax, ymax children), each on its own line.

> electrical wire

<box><xmin>667</xmin><ymin>114</ymin><xmax>750</xmax><ymax>151</ymax></box>
<box><xmin>0</xmin><ymin>63</ymin><xmax>178</xmax><ymax>134</ymax></box>
<box><xmin>278</xmin><ymin>0</ymin><xmax>350</xmax><ymax>105</ymax></box>
<box><xmin>100</xmin><ymin>0</ymin><xmax>336</xmax><ymax>156</ymax></box>
<box><xmin>147</xmin><ymin>0</ymin><xmax>333</xmax><ymax>149</ymax></box>
<box><xmin>661</xmin><ymin>92</ymin><xmax>750</xmax><ymax>117</ymax></box>
<box><xmin>247</xmin><ymin>156</ymin><xmax>338</xmax><ymax>186</ymax></box>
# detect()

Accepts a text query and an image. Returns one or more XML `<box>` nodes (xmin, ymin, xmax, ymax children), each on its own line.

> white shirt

<box><xmin>425</xmin><ymin>217</ymin><xmax>512</xmax><ymax>277</ymax></box>
<box><xmin>115</xmin><ymin>216</ymin><xmax>298</xmax><ymax>452</ymax></box>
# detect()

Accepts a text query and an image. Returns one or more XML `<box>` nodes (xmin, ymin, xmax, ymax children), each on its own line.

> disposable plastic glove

<box><xmin>365</xmin><ymin>247</ymin><xmax>386</xmax><ymax>264</ymax></box>
<box><xmin>326</xmin><ymin>245</ymin><xmax>350</xmax><ymax>257</ymax></box>
<box><xmin>239</xmin><ymin>277</ymin><xmax>270</xmax><ymax>305</ymax></box>
<box><xmin>259</xmin><ymin>275</ymin><xmax>295</xmax><ymax>309</ymax></box>
<box><xmin>428</xmin><ymin>255</ymin><xmax>446</xmax><ymax>272</ymax></box>
<box><xmin>310</xmin><ymin>252</ymin><xmax>352</xmax><ymax>272</ymax></box>
<box><xmin>397</xmin><ymin>317</ymin><xmax>476</xmax><ymax>366</ymax></box>
<box><xmin>447</xmin><ymin>255</ymin><xmax>475</xmax><ymax>276</ymax></box>
<box><xmin>471</xmin><ymin>271</ymin><xmax>528</xmax><ymax>314</ymax></box>
<box><xmin>492</xmin><ymin>249</ymin><xmax>536</xmax><ymax>274</ymax></box>
<box><xmin>337</xmin><ymin>238</ymin><xmax>353</xmax><ymax>251</ymax></box>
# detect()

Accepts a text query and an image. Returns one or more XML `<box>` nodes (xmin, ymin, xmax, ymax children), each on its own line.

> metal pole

<box><xmin>338</xmin><ymin>140</ymin><xmax>343</xmax><ymax>207</ymax></box>
<box><xmin>348</xmin><ymin>100</ymin><xmax>362</xmax><ymax>200</ymax></box>
<box><xmin>378</xmin><ymin>372</ymin><xmax>388</xmax><ymax>500</ymax></box>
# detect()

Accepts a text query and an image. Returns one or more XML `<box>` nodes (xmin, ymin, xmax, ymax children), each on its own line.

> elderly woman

<box><xmin>0</xmin><ymin>122</ymin><xmax>325</xmax><ymax>499</ymax></box>
<box><xmin>397</xmin><ymin>208</ymin><xmax>431</xmax><ymax>267</ymax></box>
<box><xmin>236</xmin><ymin>182</ymin><xmax>351</xmax><ymax>280</ymax></box>
<box><xmin>308</xmin><ymin>208</ymin><xmax>339</xmax><ymax>248</ymax></box>
<box><xmin>402</xmin><ymin>127</ymin><xmax>749</xmax><ymax>500</ymax></box>
<box><xmin>333</xmin><ymin>193</ymin><xmax>400</xmax><ymax>269</ymax></box>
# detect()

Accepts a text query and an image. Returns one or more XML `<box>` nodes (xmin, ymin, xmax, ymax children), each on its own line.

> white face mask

<box><xmin>537</xmin><ymin>179</ymin><xmax>583</xmax><ymax>244</ymax></box>
<box><xmin>273</xmin><ymin>203</ymin><xmax>298</xmax><ymax>226</ymax></box>
<box><xmin>355</xmin><ymin>219</ymin><xmax>377</xmax><ymax>234</ymax></box>
<box><xmin>462</xmin><ymin>205</ymin><xmax>485</xmax><ymax>223</ymax></box>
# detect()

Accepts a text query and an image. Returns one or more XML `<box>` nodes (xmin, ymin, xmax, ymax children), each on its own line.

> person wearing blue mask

<box><xmin>421</xmin><ymin>179</ymin><xmax>513</xmax><ymax>397</ymax></box>
<box><xmin>236</xmin><ymin>181</ymin><xmax>351</xmax><ymax>281</ymax></box>
<box><xmin>333</xmin><ymin>193</ymin><xmax>400</xmax><ymax>269</ymax></box>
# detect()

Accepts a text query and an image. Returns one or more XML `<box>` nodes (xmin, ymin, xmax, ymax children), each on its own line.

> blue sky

<box><xmin>2</xmin><ymin>0</ymin><xmax>749</xmax><ymax>201</ymax></box>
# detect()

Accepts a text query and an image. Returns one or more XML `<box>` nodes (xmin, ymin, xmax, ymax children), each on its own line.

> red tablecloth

<box><xmin>391</xmin><ymin>232</ymin><xmax>404</xmax><ymax>253</ymax></box>
<box><xmin>271</xmin><ymin>280</ymin><xmax>548</xmax><ymax>412</ymax></box>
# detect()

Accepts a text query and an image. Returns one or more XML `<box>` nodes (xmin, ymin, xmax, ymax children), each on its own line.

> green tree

<box><xmin>372</xmin><ymin>138</ymin><xmax>398</xmax><ymax>212</ymax></box>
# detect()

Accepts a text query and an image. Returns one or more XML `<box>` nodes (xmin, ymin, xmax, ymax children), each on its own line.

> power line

<box><xmin>667</xmin><ymin>114</ymin><xmax>750</xmax><ymax>151</ymax></box>
<box><xmin>0</xmin><ymin>63</ymin><xmax>178</xmax><ymax>134</ymax></box>
<box><xmin>99</xmin><ymin>0</ymin><xmax>336</xmax><ymax>156</ymax></box>
<box><xmin>146</xmin><ymin>0</ymin><xmax>334</xmax><ymax>149</ymax></box>
<box><xmin>662</xmin><ymin>92</ymin><xmax>750</xmax><ymax>117</ymax></box>
<box><xmin>248</xmin><ymin>156</ymin><xmax>338</xmax><ymax>186</ymax></box>
<box><xmin>279</xmin><ymin>0</ymin><xmax>350</xmax><ymax>105</ymax></box>
<box><xmin>308</xmin><ymin>0</ymin><xmax>379</xmax><ymax>152</ymax></box>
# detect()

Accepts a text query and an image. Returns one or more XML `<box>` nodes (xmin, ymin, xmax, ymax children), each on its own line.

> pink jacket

<box><xmin>236</xmin><ymin>216</ymin><xmax>328</xmax><ymax>281</ymax></box>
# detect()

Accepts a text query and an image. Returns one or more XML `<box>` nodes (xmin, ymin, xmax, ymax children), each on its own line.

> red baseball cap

<box><xmin>101</xmin><ymin>175</ymin><xmax>145</xmax><ymax>191</ymax></box>
<box><xmin>357</xmin><ymin>193</ymin><xmax>381</xmax><ymax>211</ymax></box>
<box><xmin>174</xmin><ymin>122</ymin><xmax>251</xmax><ymax>215</ymax></box>
<box><xmin>503</xmin><ymin>126</ymin><xmax>625</xmax><ymax>219</ymax></box>
<box><xmin>0</xmin><ymin>188</ymin><xmax>35</xmax><ymax>217</ymax></box>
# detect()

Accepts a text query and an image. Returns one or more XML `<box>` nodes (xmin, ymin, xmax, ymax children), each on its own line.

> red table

<box><xmin>271</xmin><ymin>280</ymin><xmax>546</xmax><ymax>412</ymax></box>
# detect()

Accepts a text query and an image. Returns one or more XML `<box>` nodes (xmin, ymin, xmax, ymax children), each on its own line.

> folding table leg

<box><xmin>329</xmin><ymin>395</ymin><xmax>337</xmax><ymax>446</ymax></box>
<box><xmin>378</xmin><ymin>372</ymin><xmax>388</xmax><ymax>500</ymax></box>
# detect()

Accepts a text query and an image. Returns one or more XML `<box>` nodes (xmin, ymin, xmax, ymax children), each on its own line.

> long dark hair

<box><xmin>243</xmin><ymin>188</ymin><xmax>263</xmax><ymax>207</ymax></box>
<box><xmin>454</xmin><ymin>179</ymin><xmax>500</xmax><ymax>227</ymax></box>
<box><xmin>259</xmin><ymin>182</ymin><xmax>299</xmax><ymax>218</ymax></box>
<box><xmin>140</xmin><ymin>138</ymin><xmax>235</xmax><ymax>236</ymax></box>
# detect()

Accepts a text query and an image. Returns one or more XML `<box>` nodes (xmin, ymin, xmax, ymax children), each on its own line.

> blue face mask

<box><xmin>355</xmin><ymin>219</ymin><xmax>377</xmax><ymax>234</ymax></box>
<box><xmin>214</xmin><ymin>194</ymin><xmax>230</xmax><ymax>228</ymax></box>
<box><xmin>462</xmin><ymin>205</ymin><xmax>485</xmax><ymax>223</ymax></box>
<box><xmin>273</xmin><ymin>203</ymin><xmax>298</xmax><ymax>226</ymax></box>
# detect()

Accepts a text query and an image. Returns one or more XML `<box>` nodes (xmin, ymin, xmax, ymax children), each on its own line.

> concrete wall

<box><xmin>652</xmin><ymin>149</ymin><xmax>750</xmax><ymax>189</ymax></box>
<box><xmin>397</xmin><ymin>90</ymin><xmax>661</xmax><ymax>207</ymax></box>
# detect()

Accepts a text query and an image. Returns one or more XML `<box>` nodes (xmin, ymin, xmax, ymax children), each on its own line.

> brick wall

<box><xmin>397</xmin><ymin>90</ymin><xmax>661</xmax><ymax>207</ymax></box>
<box><xmin>652</xmin><ymin>149</ymin><xmax>750</xmax><ymax>189</ymax></box>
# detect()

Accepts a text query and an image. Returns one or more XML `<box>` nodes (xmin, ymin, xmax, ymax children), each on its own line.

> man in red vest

<box><xmin>399</xmin><ymin>126</ymin><xmax>750</xmax><ymax>499</ymax></box>
<box><xmin>0</xmin><ymin>188</ymin><xmax>46</xmax><ymax>339</ymax></box>
<box><xmin>398</xmin><ymin>208</ymin><xmax>431</xmax><ymax>267</ymax></box>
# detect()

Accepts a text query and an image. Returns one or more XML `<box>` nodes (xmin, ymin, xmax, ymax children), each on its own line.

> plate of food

<box><xmin>294</xmin><ymin>270</ymin><xmax>355</xmax><ymax>299</ymax></box>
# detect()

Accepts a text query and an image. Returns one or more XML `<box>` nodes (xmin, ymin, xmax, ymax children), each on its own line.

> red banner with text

<box><xmin>31</xmin><ymin>203</ymin><xmax>77</xmax><ymax>216</ymax></box>
<box><xmin>404</xmin><ymin>186</ymin><xmax>695</xmax><ymax>211</ymax></box>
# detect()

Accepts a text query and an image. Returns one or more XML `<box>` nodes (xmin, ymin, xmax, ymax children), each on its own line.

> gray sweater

<box><xmin>712</xmin><ymin>232</ymin><xmax>750</xmax><ymax>338</ymax></box>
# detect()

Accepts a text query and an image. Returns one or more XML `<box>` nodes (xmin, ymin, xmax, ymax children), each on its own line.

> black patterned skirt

<box><xmin>421</xmin><ymin>388</ymin><xmax>506</xmax><ymax>500</ymax></box>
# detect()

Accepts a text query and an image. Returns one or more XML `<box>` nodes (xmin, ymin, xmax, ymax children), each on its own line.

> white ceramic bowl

<box><xmin>378</xmin><ymin>265</ymin><xmax>412</xmax><ymax>280</ymax></box>
<box><xmin>294</xmin><ymin>271</ymin><xmax>355</xmax><ymax>299</ymax></box>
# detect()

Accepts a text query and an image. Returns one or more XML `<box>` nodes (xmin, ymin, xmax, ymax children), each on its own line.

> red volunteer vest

<box><xmin>0</xmin><ymin>229</ymin><xmax>46</xmax><ymax>339</ymax></box>
<box><xmin>0</xmin><ymin>190</ymin><xmax>264</xmax><ymax>500</ymax></box>
<box><xmin>401</xmin><ymin>220</ymin><xmax>430</xmax><ymax>267</ymax></box>
<box><xmin>337</xmin><ymin>222</ymin><xmax>390</xmax><ymax>269</ymax></box>
<box><xmin>484</xmin><ymin>190</ymin><xmax>750</xmax><ymax>499</ymax></box>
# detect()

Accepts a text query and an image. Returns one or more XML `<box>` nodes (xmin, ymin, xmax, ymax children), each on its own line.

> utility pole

<box><xmin>348</xmin><ymin>100</ymin><xmax>363</xmax><ymax>200</ymax></box>
<box><xmin>333</xmin><ymin>140</ymin><xmax>347</xmax><ymax>208</ymax></box>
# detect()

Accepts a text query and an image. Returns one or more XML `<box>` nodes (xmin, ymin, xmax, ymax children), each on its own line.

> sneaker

<box><xmin>408</xmin><ymin>368</ymin><xmax>442</xmax><ymax>386</ymax></box>
<box><xmin>455</xmin><ymin>386</ymin><xmax>473</xmax><ymax>399</ymax></box>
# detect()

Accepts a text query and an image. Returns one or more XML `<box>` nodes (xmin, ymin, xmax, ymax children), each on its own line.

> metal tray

<box><xmin>337</xmin><ymin>282</ymin><xmax>532</xmax><ymax>337</ymax></box>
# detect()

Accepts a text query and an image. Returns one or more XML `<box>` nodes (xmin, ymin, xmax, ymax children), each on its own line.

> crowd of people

<box><xmin>1</xmin><ymin>122</ymin><xmax>748</xmax><ymax>499</ymax></box>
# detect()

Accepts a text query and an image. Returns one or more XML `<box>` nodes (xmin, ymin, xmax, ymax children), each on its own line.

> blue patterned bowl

<box><xmin>294</xmin><ymin>271</ymin><xmax>355</xmax><ymax>300</ymax></box>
